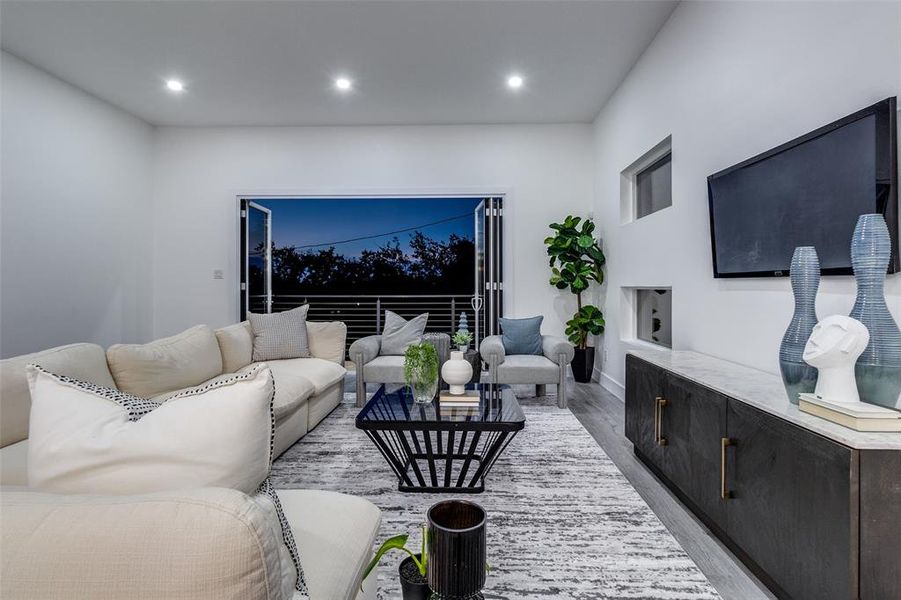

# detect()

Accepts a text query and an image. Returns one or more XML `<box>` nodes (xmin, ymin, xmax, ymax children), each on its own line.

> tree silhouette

<box><xmin>269</xmin><ymin>233</ymin><xmax>474</xmax><ymax>295</ymax></box>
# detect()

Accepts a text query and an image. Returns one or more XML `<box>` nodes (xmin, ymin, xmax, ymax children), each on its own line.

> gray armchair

<box><xmin>480</xmin><ymin>335</ymin><xmax>574</xmax><ymax>408</ymax></box>
<box><xmin>349</xmin><ymin>332</ymin><xmax>450</xmax><ymax>407</ymax></box>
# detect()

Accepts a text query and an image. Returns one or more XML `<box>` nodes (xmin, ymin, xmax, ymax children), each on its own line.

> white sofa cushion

<box><xmin>26</xmin><ymin>364</ymin><xmax>273</xmax><ymax>495</ymax></box>
<box><xmin>0</xmin><ymin>343</ymin><xmax>114</xmax><ymax>447</ymax></box>
<box><xmin>216</xmin><ymin>321</ymin><xmax>254</xmax><ymax>373</ymax></box>
<box><xmin>262</xmin><ymin>363</ymin><xmax>317</xmax><ymax>419</ymax></box>
<box><xmin>306</xmin><ymin>321</ymin><xmax>348</xmax><ymax>364</ymax></box>
<box><xmin>264</xmin><ymin>357</ymin><xmax>345</xmax><ymax>395</ymax></box>
<box><xmin>106</xmin><ymin>325</ymin><xmax>223</xmax><ymax>398</ymax></box>
<box><xmin>278</xmin><ymin>489</ymin><xmax>381</xmax><ymax>600</ymax></box>
<box><xmin>1</xmin><ymin>487</ymin><xmax>295</xmax><ymax>600</ymax></box>
<box><xmin>0</xmin><ymin>439</ymin><xmax>28</xmax><ymax>487</ymax></box>
<box><xmin>153</xmin><ymin>367</ymin><xmax>315</xmax><ymax>422</ymax></box>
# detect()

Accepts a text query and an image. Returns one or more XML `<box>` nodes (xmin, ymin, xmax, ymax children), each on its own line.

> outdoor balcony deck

<box><xmin>248</xmin><ymin>294</ymin><xmax>485</xmax><ymax>351</ymax></box>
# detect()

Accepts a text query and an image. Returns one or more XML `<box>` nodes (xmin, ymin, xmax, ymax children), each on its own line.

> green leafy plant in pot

<box><xmin>545</xmin><ymin>215</ymin><xmax>606</xmax><ymax>383</ymax></box>
<box><xmin>362</xmin><ymin>526</ymin><xmax>429</xmax><ymax>600</ymax></box>
<box><xmin>451</xmin><ymin>330</ymin><xmax>473</xmax><ymax>352</ymax></box>
<box><xmin>404</xmin><ymin>342</ymin><xmax>439</xmax><ymax>403</ymax></box>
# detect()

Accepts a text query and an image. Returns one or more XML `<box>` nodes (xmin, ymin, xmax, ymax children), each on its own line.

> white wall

<box><xmin>592</xmin><ymin>1</ymin><xmax>901</xmax><ymax>397</ymax></box>
<box><xmin>150</xmin><ymin>124</ymin><xmax>592</xmax><ymax>338</ymax></box>
<box><xmin>0</xmin><ymin>52</ymin><xmax>154</xmax><ymax>357</ymax></box>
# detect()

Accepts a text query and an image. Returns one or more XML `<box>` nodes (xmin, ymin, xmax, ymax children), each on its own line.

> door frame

<box><xmin>240</xmin><ymin>200</ymin><xmax>273</xmax><ymax>317</ymax></box>
<box><xmin>234</xmin><ymin>189</ymin><xmax>510</xmax><ymax>325</ymax></box>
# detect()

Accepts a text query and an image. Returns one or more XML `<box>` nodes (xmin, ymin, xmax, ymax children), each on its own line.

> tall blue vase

<box><xmin>849</xmin><ymin>214</ymin><xmax>901</xmax><ymax>409</ymax></box>
<box><xmin>779</xmin><ymin>246</ymin><xmax>820</xmax><ymax>404</ymax></box>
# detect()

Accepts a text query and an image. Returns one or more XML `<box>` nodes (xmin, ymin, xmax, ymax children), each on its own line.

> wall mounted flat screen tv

<box><xmin>708</xmin><ymin>97</ymin><xmax>897</xmax><ymax>278</ymax></box>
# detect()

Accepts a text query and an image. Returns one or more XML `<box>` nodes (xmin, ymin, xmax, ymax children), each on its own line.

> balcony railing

<box><xmin>248</xmin><ymin>294</ymin><xmax>485</xmax><ymax>352</ymax></box>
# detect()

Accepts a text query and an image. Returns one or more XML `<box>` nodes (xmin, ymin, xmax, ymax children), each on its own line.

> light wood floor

<box><xmin>566</xmin><ymin>381</ymin><xmax>776</xmax><ymax>600</ymax></box>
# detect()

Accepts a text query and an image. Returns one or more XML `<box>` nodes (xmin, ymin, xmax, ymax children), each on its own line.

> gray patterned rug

<box><xmin>272</xmin><ymin>397</ymin><xmax>719</xmax><ymax>599</ymax></box>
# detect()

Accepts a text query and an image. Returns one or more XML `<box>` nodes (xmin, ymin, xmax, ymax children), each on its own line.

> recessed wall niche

<box><xmin>621</xmin><ymin>287</ymin><xmax>672</xmax><ymax>349</ymax></box>
<box><xmin>620</xmin><ymin>135</ymin><xmax>672</xmax><ymax>224</ymax></box>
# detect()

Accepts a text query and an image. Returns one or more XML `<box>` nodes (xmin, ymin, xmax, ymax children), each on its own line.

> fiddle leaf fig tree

<box><xmin>565</xmin><ymin>305</ymin><xmax>606</xmax><ymax>348</ymax></box>
<box><xmin>544</xmin><ymin>215</ymin><xmax>606</xmax><ymax>349</ymax></box>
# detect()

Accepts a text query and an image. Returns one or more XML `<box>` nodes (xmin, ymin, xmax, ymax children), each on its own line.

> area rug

<box><xmin>272</xmin><ymin>400</ymin><xmax>719</xmax><ymax>599</ymax></box>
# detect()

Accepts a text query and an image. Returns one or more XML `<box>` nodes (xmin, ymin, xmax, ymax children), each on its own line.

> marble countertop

<box><xmin>627</xmin><ymin>349</ymin><xmax>901</xmax><ymax>450</ymax></box>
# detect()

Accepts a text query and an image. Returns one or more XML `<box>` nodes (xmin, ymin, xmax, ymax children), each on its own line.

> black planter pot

<box><xmin>399</xmin><ymin>555</ymin><xmax>430</xmax><ymax>600</ymax></box>
<box><xmin>427</xmin><ymin>500</ymin><xmax>487</xmax><ymax>599</ymax></box>
<box><xmin>571</xmin><ymin>347</ymin><xmax>595</xmax><ymax>383</ymax></box>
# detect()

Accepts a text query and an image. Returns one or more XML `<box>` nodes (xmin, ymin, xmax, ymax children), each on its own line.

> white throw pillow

<box><xmin>25</xmin><ymin>363</ymin><xmax>308</xmax><ymax>597</ymax></box>
<box><xmin>27</xmin><ymin>364</ymin><xmax>273</xmax><ymax>495</ymax></box>
<box><xmin>380</xmin><ymin>310</ymin><xmax>429</xmax><ymax>355</ymax></box>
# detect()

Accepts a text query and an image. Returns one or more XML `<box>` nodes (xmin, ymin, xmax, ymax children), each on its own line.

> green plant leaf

<box><xmin>577</xmin><ymin>235</ymin><xmax>594</xmax><ymax>248</ymax></box>
<box><xmin>362</xmin><ymin>534</ymin><xmax>410</xmax><ymax>582</ymax></box>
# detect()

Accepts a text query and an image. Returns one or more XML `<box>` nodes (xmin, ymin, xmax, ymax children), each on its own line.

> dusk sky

<box><xmin>254</xmin><ymin>197</ymin><xmax>482</xmax><ymax>257</ymax></box>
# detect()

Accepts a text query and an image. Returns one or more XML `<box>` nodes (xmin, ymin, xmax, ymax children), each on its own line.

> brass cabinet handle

<box><xmin>656</xmin><ymin>397</ymin><xmax>669</xmax><ymax>446</ymax></box>
<box><xmin>720</xmin><ymin>437</ymin><xmax>733</xmax><ymax>500</ymax></box>
<box><xmin>653</xmin><ymin>397</ymin><xmax>662</xmax><ymax>444</ymax></box>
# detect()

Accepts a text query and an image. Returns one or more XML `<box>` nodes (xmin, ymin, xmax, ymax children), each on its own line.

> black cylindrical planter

<box><xmin>571</xmin><ymin>347</ymin><xmax>595</xmax><ymax>383</ymax></box>
<box><xmin>427</xmin><ymin>500</ymin><xmax>486</xmax><ymax>599</ymax></box>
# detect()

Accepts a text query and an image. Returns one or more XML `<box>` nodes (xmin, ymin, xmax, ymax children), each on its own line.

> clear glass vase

<box><xmin>410</xmin><ymin>376</ymin><xmax>438</xmax><ymax>404</ymax></box>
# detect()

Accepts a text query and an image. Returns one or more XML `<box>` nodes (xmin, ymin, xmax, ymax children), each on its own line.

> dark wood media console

<box><xmin>624</xmin><ymin>351</ymin><xmax>901</xmax><ymax>600</ymax></box>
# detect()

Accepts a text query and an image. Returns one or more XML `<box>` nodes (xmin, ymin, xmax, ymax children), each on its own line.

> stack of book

<box><xmin>439</xmin><ymin>391</ymin><xmax>480</xmax><ymax>416</ymax></box>
<box><xmin>799</xmin><ymin>393</ymin><xmax>901</xmax><ymax>432</ymax></box>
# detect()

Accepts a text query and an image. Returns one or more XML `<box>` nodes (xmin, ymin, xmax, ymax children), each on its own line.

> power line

<box><xmin>291</xmin><ymin>211</ymin><xmax>472</xmax><ymax>249</ymax></box>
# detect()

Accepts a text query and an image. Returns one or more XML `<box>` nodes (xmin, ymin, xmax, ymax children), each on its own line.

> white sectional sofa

<box><xmin>0</xmin><ymin>321</ymin><xmax>382</xmax><ymax>600</ymax></box>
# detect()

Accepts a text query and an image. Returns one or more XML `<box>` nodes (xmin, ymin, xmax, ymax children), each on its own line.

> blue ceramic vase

<box><xmin>779</xmin><ymin>246</ymin><xmax>820</xmax><ymax>404</ymax></box>
<box><xmin>849</xmin><ymin>214</ymin><xmax>901</xmax><ymax>409</ymax></box>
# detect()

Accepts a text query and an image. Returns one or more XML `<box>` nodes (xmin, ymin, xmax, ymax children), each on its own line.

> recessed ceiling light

<box><xmin>507</xmin><ymin>74</ymin><xmax>524</xmax><ymax>90</ymax></box>
<box><xmin>165</xmin><ymin>79</ymin><xmax>185</xmax><ymax>93</ymax></box>
<box><xmin>334</xmin><ymin>77</ymin><xmax>353</xmax><ymax>92</ymax></box>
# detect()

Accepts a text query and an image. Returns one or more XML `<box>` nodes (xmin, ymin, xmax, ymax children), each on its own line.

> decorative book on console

<box><xmin>798</xmin><ymin>393</ymin><xmax>901</xmax><ymax>432</ymax></box>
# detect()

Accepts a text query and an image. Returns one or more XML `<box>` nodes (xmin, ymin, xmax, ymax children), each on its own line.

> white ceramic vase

<box><xmin>441</xmin><ymin>351</ymin><xmax>473</xmax><ymax>395</ymax></box>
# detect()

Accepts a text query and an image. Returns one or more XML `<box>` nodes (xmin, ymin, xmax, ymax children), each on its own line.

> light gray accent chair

<box><xmin>350</xmin><ymin>332</ymin><xmax>450</xmax><ymax>407</ymax></box>
<box><xmin>480</xmin><ymin>334</ymin><xmax>574</xmax><ymax>408</ymax></box>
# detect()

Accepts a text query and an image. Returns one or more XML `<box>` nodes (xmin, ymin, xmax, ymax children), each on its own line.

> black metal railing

<box><xmin>248</xmin><ymin>294</ymin><xmax>485</xmax><ymax>352</ymax></box>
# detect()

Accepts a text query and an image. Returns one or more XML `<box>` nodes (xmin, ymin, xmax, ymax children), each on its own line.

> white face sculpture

<box><xmin>802</xmin><ymin>315</ymin><xmax>869</xmax><ymax>369</ymax></box>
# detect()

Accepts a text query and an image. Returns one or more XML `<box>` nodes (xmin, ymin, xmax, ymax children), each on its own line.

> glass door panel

<box><xmin>472</xmin><ymin>199</ymin><xmax>486</xmax><ymax>347</ymax></box>
<box><xmin>245</xmin><ymin>201</ymin><xmax>272</xmax><ymax>314</ymax></box>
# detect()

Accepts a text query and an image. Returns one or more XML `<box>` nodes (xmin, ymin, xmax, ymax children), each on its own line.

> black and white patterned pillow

<box><xmin>248</xmin><ymin>304</ymin><xmax>311</xmax><ymax>361</ymax></box>
<box><xmin>28</xmin><ymin>364</ymin><xmax>308</xmax><ymax>595</ymax></box>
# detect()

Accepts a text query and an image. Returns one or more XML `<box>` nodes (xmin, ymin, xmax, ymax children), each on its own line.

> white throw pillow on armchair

<box><xmin>25</xmin><ymin>363</ymin><xmax>307</xmax><ymax>598</ymax></box>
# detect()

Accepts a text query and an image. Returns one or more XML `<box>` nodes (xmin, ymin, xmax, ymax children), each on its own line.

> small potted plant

<box><xmin>362</xmin><ymin>526</ymin><xmax>429</xmax><ymax>600</ymax></box>
<box><xmin>452</xmin><ymin>329</ymin><xmax>473</xmax><ymax>353</ymax></box>
<box><xmin>404</xmin><ymin>343</ymin><xmax>439</xmax><ymax>403</ymax></box>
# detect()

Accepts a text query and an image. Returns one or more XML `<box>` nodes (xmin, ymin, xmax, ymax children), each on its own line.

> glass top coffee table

<box><xmin>355</xmin><ymin>383</ymin><xmax>525</xmax><ymax>493</ymax></box>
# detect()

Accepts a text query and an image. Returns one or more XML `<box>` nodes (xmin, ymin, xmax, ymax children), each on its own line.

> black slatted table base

<box><xmin>356</xmin><ymin>384</ymin><xmax>525</xmax><ymax>494</ymax></box>
<box><xmin>368</xmin><ymin>428</ymin><xmax>517</xmax><ymax>493</ymax></box>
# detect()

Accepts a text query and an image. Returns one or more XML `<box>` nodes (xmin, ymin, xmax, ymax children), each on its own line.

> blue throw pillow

<box><xmin>499</xmin><ymin>316</ymin><xmax>543</xmax><ymax>355</ymax></box>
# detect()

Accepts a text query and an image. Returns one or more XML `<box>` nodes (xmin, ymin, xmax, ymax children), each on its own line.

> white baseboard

<box><xmin>599</xmin><ymin>371</ymin><xmax>625</xmax><ymax>401</ymax></box>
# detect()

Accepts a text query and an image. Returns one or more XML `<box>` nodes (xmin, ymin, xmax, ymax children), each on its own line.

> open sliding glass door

<box><xmin>472</xmin><ymin>200</ymin><xmax>485</xmax><ymax>347</ymax></box>
<box><xmin>240</xmin><ymin>200</ymin><xmax>272</xmax><ymax>318</ymax></box>
<box><xmin>472</xmin><ymin>197</ymin><xmax>503</xmax><ymax>345</ymax></box>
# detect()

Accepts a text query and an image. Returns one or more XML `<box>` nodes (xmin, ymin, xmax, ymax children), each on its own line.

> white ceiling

<box><xmin>1</xmin><ymin>0</ymin><xmax>676</xmax><ymax>127</ymax></box>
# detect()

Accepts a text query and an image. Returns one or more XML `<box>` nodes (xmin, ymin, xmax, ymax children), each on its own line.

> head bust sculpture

<box><xmin>802</xmin><ymin>315</ymin><xmax>870</xmax><ymax>404</ymax></box>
